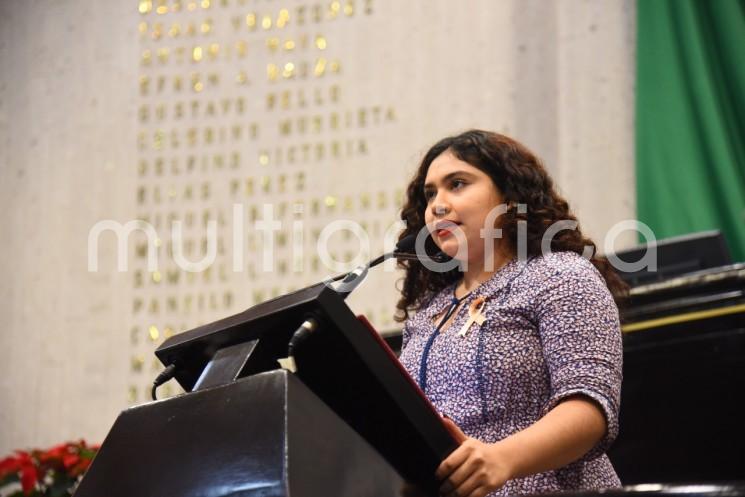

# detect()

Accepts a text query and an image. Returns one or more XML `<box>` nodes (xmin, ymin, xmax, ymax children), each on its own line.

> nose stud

<box><xmin>434</xmin><ymin>205</ymin><xmax>449</xmax><ymax>216</ymax></box>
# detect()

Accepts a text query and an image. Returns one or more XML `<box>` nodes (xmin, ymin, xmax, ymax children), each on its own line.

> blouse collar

<box><xmin>420</xmin><ymin>257</ymin><xmax>530</xmax><ymax>319</ymax></box>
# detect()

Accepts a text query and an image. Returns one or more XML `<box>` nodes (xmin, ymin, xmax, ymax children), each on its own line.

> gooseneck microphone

<box><xmin>286</xmin><ymin>234</ymin><xmax>423</xmax><ymax>367</ymax></box>
<box><xmin>332</xmin><ymin>233</ymin><xmax>417</xmax><ymax>298</ymax></box>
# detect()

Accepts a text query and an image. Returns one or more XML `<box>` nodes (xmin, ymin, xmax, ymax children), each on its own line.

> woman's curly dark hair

<box><xmin>395</xmin><ymin>129</ymin><xmax>628</xmax><ymax>322</ymax></box>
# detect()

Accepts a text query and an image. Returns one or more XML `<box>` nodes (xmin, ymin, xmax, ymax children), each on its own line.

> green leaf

<box><xmin>0</xmin><ymin>473</ymin><xmax>21</xmax><ymax>486</ymax></box>
<box><xmin>48</xmin><ymin>474</ymin><xmax>78</xmax><ymax>497</ymax></box>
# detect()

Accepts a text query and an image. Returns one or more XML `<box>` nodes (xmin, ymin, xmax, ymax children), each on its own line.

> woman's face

<box><xmin>423</xmin><ymin>150</ymin><xmax>506</xmax><ymax>264</ymax></box>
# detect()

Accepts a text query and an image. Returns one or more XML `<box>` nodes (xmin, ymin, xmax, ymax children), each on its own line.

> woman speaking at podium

<box><xmin>396</xmin><ymin>130</ymin><xmax>627</xmax><ymax>497</ymax></box>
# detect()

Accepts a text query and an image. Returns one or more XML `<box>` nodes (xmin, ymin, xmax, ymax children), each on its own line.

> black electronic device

<box><xmin>609</xmin><ymin>230</ymin><xmax>732</xmax><ymax>286</ymax></box>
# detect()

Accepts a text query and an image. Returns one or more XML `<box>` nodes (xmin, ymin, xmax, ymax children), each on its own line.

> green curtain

<box><xmin>636</xmin><ymin>0</ymin><xmax>745</xmax><ymax>261</ymax></box>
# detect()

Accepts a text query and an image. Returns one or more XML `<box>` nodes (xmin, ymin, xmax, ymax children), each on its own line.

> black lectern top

<box><xmin>155</xmin><ymin>282</ymin><xmax>458</xmax><ymax>493</ymax></box>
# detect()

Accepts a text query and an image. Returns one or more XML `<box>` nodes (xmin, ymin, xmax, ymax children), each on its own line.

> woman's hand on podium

<box><xmin>435</xmin><ymin>418</ymin><xmax>512</xmax><ymax>497</ymax></box>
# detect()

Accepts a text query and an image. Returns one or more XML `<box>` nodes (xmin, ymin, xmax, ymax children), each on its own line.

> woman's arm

<box><xmin>436</xmin><ymin>395</ymin><xmax>606</xmax><ymax>497</ymax></box>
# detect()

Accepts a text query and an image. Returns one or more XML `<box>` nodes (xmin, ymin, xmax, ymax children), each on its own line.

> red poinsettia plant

<box><xmin>0</xmin><ymin>441</ymin><xmax>99</xmax><ymax>497</ymax></box>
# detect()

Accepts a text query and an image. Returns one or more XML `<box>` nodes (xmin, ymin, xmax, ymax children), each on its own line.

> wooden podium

<box><xmin>75</xmin><ymin>283</ymin><xmax>457</xmax><ymax>497</ymax></box>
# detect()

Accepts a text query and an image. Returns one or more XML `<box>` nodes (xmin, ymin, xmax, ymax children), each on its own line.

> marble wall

<box><xmin>0</xmin><ymin>0</ymin><xmax>635</xmax><ymax>453</ymax></box>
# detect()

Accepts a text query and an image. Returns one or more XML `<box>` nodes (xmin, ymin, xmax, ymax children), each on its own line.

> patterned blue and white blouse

<box><xmin>399</xmin><ymin>251</ymin><xmax>623</xmax><ymax>495</ymax></box>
